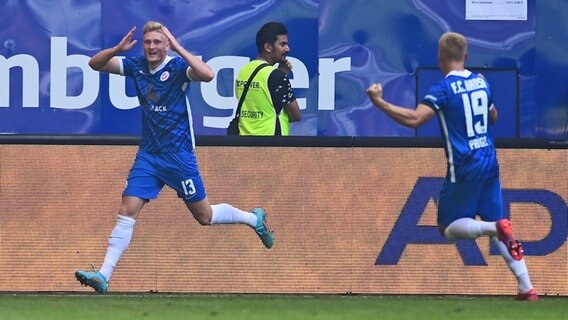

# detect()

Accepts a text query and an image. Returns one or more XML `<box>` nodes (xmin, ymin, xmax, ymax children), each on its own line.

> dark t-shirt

<box><xmin>268</xmin><ymin>69</ymin><xmax>296</xmax><ymax>115</ymax></box>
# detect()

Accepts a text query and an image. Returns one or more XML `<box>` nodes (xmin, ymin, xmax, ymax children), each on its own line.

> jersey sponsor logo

<box><xmin>376</xmin><ymin>177</ymin><xmax>567</xmax><ymax>266</ymax></box>
<box><xmin>145</xmin><ymin>84</ymin><xmax>158</xmax><ymax>102</ymax></box>
<box><xmin>160</xmin><ymin>71</ymin><xmax>170</xmax><ymax>81</ymax></box>
<box><xmin>150</xmin><ymin>105</ymin><xmax>168</xmax><ymax>112</ymax></box>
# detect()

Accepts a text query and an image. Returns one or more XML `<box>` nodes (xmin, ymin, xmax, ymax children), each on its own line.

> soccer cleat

<box><xmin>496</xmin><ymin>219</ymin><xmax>524</xmax><ymax>261</ymax></box>
<box><xmin>75</xmin><ymin>267</ymin><xmax>108</xmax><ymax>294</ymax></box>
<box><xmin>515</xmin><ymin>289</ymin><xmax>539</xmax><ymax>301</ymax></box>
<box><xmin>251</xmin><ymin>208</ymin><xmax>274</xmax><ymax>249</ymax></box>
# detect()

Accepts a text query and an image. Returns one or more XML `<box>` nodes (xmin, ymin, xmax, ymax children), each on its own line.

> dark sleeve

<box><xmin>267</xmin><ymin>69</ymin><xmax>296</xmax><ymax>114</ymax></box>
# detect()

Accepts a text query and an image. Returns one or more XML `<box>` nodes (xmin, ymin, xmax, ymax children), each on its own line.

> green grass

<box><xmin>0</xmin><ymin>294</ymin><xmax>565</xmax><ymax>320</ymax></box>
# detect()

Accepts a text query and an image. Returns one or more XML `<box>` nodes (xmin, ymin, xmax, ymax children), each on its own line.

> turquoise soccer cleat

<box><xmin>75</xmin><ymin>267</ymin><xmax>108</xmax><ymax>294</ymax></box>
<box><xmin>251</xmin><ymin>208</ymin><xmax>274</xmax><ymax>249</ymax></box>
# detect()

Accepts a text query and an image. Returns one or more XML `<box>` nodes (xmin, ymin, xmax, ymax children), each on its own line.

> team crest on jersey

<box><xmin>160</xmin><ymin>71</ymin><xmax>170</xmax><ymax>82</ymax></box>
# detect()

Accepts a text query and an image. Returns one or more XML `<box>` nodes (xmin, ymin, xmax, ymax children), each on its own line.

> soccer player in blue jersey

<box><xmin>366</xmin><ymin>32</ymin><xmax>538</xmax><ymax>301</ymax></box>
<box><xmin>75</xmin><ymin>21</ymin><xmax>274</xmax><ymax>294</ymax></box>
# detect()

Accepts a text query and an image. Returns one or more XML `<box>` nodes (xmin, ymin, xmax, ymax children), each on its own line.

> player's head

<box><xmin>256</xmin><ymin>22</ymin><xmax>290</xmax><ymax>65</ymax></box>
<box><xmin>142</xmin><ymin>21</ymin><xmax>169</xmax><ymax>67</ymax></box>
<box><xmin>438</xmin><ymin>32</ymin><xmax>467</xmax><ymax>64</ymax></box>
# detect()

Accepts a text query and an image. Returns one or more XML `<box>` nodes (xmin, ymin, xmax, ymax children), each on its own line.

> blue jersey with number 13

<box><xmin>422</xmin><ymin>69</ymin><xmax>499</xmax><ymax>183</ymax></box>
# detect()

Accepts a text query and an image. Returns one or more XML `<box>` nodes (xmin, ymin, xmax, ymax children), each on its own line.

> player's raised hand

<box><xmin>366</xmin><ymin>83</ymin><xmax>384</xmax><ymax>100</ymax></box>
<box><xmin>160</xmin><ymin>26</ymin><xmax>181</xmax><ymax>52</ymax></box>
<box><xmin>116</xmin><ymin>27</ymin><xmax>138</xmax><ymax>52</ymax></box>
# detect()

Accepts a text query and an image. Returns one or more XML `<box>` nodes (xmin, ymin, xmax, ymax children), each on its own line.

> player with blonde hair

<box><xmin>75</xmin><ymin>21</ymin><xmax>274</xmax><ymax>293</ymax></box>
<box><xmin>367</xmin><ymin>31</ymin><xmax>538</xmax><ymax>301</ymax></box>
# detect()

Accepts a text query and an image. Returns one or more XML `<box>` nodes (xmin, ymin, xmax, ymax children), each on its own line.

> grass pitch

<box><xmin>0</xmin><ymin>294</ymin><xmax>565</xmax><ymax>320</ymax></box>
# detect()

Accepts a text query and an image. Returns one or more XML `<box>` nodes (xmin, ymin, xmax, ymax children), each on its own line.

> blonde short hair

<box><xmin>439</xmin><ymin>32</ymin><xmax>467</xmax><ymax>62</ymax></box>
<box><xmin>142</xmin><ymin>21</ymin><xmax>163</xmax><ymax>34</ymax></box>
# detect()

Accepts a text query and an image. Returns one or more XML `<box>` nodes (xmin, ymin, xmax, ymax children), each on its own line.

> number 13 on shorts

<box><xmin>181</xmin><ymin>178</ymin><xmax>196</xmax><ymax>196</ymax></box>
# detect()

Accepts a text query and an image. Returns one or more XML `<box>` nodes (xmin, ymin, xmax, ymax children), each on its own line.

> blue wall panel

<box><xmin>0</xmin><ymin>0</ymin><xmax>566</xmax><ymax>139</ymax></box>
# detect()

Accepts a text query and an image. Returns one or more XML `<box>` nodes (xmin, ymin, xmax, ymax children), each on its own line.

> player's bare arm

<box><xmin>367</xmin><ymin>83</ymin><xmax>435</xmax><ymax>128</ymax></box>
<box><xmin>160</xmin><ymin>26</ymin><xmax>214</xmax><ymax>83</ymax></box>
<box><xmin>89</xmin><ymin>27</ymin><xmax>138</xmax><ymax>74</ymax></box>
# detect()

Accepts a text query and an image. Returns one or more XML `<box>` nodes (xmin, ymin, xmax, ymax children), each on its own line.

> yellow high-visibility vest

<box><xmin>235</xmin><ymin>60</ymin><xmax>290</xmax><ymax>136</ymax></box>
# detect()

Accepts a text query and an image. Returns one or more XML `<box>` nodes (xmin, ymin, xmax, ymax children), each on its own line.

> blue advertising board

<box><xmin>1</xmin><ymin>0</ymin><xmax>566</xmax><ymax>139</ymax></box>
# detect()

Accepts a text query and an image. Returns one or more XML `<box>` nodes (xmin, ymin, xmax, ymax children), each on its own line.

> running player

<box><xmin>75</xmin><ymin>21</ymin><xmax>274</xmax><ymax>294</ymax></box>
<box><xmin>366</xmin><ymin>32</ymin><xmax>538</xmax><ymax>301</ymax></box>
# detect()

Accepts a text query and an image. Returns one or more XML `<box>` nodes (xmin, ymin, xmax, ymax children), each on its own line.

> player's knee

<box><xmin>118</xmin><ymin>205</ymin><xmax>138</xmax><ymax>218</ymax></box>
<box><xmin>185</xmin><ymin>199</ymin><xmax>213</xmax><ymax>225</ymax></box>
<box><xmin>119</xmin><ymin>196</ymin><xmax>145</xmax><ymax>218</ymax></box>
<box><xmin>194</xmin><ymin>211</ymin><xmax>212</xmax><ymax>225</ymax></box>
<box><xmin>195</xmin><ymin>215</ymin><xmax>211</xmax><ymax>226</ymax></box>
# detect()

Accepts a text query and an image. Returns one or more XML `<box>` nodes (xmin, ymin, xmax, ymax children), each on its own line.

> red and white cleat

<box><xmin>514</xmin><ymin>289</ymin><xmax>539</xmax><ymax>301</ymax></box>
<box><xmin>496</xmin><ymin>219</ymin><xmax>524</xmax><ymax>261</ymax></box>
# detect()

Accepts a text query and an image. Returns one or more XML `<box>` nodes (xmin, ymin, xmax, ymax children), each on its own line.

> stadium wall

<box><xmin>0</xmin><ymin>142</ymin><xmax>566</xmax><ymax>295</ymax></box>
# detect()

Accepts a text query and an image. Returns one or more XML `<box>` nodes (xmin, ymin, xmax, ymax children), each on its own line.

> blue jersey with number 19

<box><xmin>121</xmin><ymin>55</ymin><xmax>194</xmax><ymax>153</ymax></box>
<box><xmin>422</xmin><ymin>69</ymin><xmax>499</xmax><ymax>183</ymax></box>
